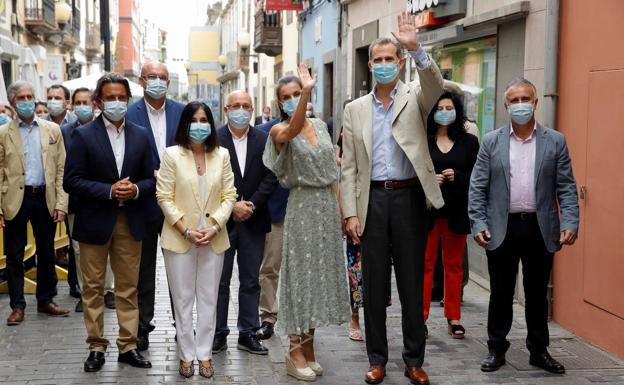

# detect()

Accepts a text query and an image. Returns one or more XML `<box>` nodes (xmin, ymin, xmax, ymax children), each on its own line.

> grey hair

<box><xmin>504</xmin><ymin>77</ymin><xmax>537</xmax><ymax>100</ymax></box>
<box><xmin>7</xmin><ymin>80</ymin><xmax>35</xmax><ymax>102</ymax></box>
<box><xmin>368</xmin><ymin>37</ymin><xmax>404</xmax><ymax>61</ymax></box>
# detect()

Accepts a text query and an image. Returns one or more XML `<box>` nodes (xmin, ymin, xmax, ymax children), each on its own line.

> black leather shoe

<box><xmin>481</xmin><ymin>351</ymin><xmax>506</xmax><ymax>372</ymax></box>
<box><xmin>530</xmin><ymin>352</ymin><xmax>565</xmax><ymax>374</ymax></box>
<box><xmin>84</xmin><ymin>351</ymin><xmax>105</xmax><ymax>372</ymax></box>
<box><xmin>69</xmin><ymin>286</ymin><xmax>82</xmax><ymax>299</ymax></box>
<box><xmin>256</xmin><ymin>321</ymin><xmax>275</xmax><ymax>340</ymax></box>
<box><xmin>137</xmin><ymin>332</ymin><xmax>149</xmax><ymax>351</ymax></box>
<box><xmin>75</xmin><ymin>299</ymin><xmax>83</xmax><ymax>313</ymax></box>
<box><xmin>237</xmin><ymin>334</ymin><xmax>268</xmax><ymax>355</ymax></box>
<box><xmin>104</xmin><ymin>292</ymin><xmax>115</xmax><ymax>309</ymax></box>
<box><xmin>118</xmin><ymin>349</ymin><xmax>152</xmax><ymax>368</ymax></box>
<box><xmin>212</xmin><ymin>334</ymin><xmax>228</xmax><ymax>354</ymax></box>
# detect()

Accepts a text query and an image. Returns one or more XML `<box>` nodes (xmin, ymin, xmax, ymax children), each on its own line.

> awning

<box><xmin>62</xmin><ymin>72</ymin><xmax>144</xmax><ymax>97</ymax></box>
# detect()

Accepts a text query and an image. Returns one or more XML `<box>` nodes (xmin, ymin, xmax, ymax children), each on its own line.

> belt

<box><xmin>370</xmin><ymin>178</ymin><xmax>419</xmax><ymax>190</ymax></box>
<box><xmin>509</xmin><ymin>212</ymin><xmax>537</xmax><ymax>220</ymax></box>
<box><xmin>24</xmin><ymin>185</ymin><xmax>46</xmax><ymax>194</ymax></box>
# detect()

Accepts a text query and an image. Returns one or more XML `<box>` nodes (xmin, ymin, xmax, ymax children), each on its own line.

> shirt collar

<box><xmin>510</xmin><ymin>122</ymin><xmax>537</xmax><ymax>141</ymax></box>
<box><xmin>103</xmin><ymin>115</ymin><xmax>125</xmax><ymax>133</ymax></box>
<box><xmin>228</xmin><ymin>125</ymin><xmax>249</xmax><ymax>141</ymax></box>
<box><xmin>17</xmin><ymin>116</ymin><xmax>39</xmax><ymax>129</ymax></box>
<box><xmin>145</xmin><ymin>99</ymin><xmax>165</xmax><ymax>114</ymax></box>
<box><xmin>371</xmin><ymin>82</ymin><xmax>400</xmax><ymax>105</ymax></box>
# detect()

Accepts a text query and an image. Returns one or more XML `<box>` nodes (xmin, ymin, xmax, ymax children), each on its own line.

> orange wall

<box><xmin>554</xmin><ymin>0</ymin><xmax>624</xmax><ymax>358</ymax></box>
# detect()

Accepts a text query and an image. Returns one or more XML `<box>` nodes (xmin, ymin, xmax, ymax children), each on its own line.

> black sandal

<box><xmin>447</xmin><ymin>320</ymin><xmax>465</xmax><ymax>339</ymax></box>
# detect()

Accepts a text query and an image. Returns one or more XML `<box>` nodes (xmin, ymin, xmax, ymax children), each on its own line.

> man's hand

<box><xmin>559</xmin><ymin>229</ymin><xmax>577</xmax><ymax>246</ymax></box>
<box><xmin>112</xmin><ymin>177</ymin><xmax>132</xmax><ymax>201</ymax></box>
<box><xmin>345</xmin><ymin>217</ymin><xmax>362</xmax><ymax>245</ymax></box>
<box><xmin>435</xmin><ymin>174</ymin><xmax>445</xmax><ymax>185</ymax></box>
<box><xmin>391</xmin><ymin>11</ymin><xmax>420</xmax><ymax>51</ymax></box>
<box><xmin>442</xmin><ymin>169</ymin><xmax>455</xmax><ymax>182</ymax></box>
<box><xmin>232</xmin><ymin>201</ymin><xmax>254</xmax><ymax>222</ymax></box>
<box><xmin>475</xmin><ymin>230</ymin><xmax>491</xmax><ymax>247</ymax></box>
<box><xmin>53</xmin><ymin>210</ymin><xmax>66</xmax><ymax>223</ymax></box>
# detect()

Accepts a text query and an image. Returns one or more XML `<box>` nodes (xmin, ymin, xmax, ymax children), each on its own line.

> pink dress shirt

<box><xmin>509</xmin><ymin>124</ymin><xmax>537</xmax><ymax>213</ymax></box>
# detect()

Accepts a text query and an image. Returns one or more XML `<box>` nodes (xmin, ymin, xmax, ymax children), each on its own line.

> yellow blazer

<box><xmin>157</xmin><ymin>145</ymin><xmax>237</xmax><ymax>254</ymax></box>
<box><xmin>340</xmin><ymin>59</ymin><xmax>445</xmax><ymax>233</ymax></box>
<box><xmin>0</xmin><ymin>118</ymin><xmax>68</xmax><ymax>220</ymax></box>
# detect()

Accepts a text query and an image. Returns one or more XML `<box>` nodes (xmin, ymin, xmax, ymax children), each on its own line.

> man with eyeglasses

<box><xmin>126</xmin><ymin>61</ymin><xmax>185</xmax><ymax>351</ymax></box>
<box><xmin>212</xmin><ymin>90</ymin><xmax>278</xmax><ymax>355</ymax></box>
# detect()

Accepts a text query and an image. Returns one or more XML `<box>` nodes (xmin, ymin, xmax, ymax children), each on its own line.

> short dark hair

<box><xmin>174</xmin><ymin>101</ymin><xmax>218</xmax><ymax>152</ymax></box>
<box><xmin>71</xmin><ymin>87</ymin><xmax>92</xmax><ymax>104</ymax></box>
<box><xmin>368</xmin><ymin>37</ymin><xmax>404</xmax><ymax>61</ymax></box>
<box><xmin>94</xmin><ymin>72</ymin><xmax>132</xmax><ymax>102</ymax></box>
<box><xmin>427</xmin><ymin>91</ymin><xmax>467</xmax><ymax>142</ymax></box>
<box><xmin>47</xmin><ymin>84</ymin><xmax>71</xmax><ymax>101</ymax></box>
<box><xmin>35</xmin><ymin>101</ymin><xmax>47</xmax><ymax>108</ymax></box>
<box><xmin>275</xmin><ymin>75</ymin><xmax>303</xmax><ymax>121</ymax></box>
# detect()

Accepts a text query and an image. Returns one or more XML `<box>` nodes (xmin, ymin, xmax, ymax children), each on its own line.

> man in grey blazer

<box><xmin>468</xmin><ymin>77</ymin><xmax>579</xmax><ymax>374</ymax></box>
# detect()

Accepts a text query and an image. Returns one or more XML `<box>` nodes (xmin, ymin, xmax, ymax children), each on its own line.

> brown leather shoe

<box><xmin>365</xmin><ymin>365</ymin><xmax>385</xmax><ymax>384</ymax></box>
<box><xmin>37</xmin><ymin>302</ymin><xmax>70</xmax><ymax>317</ymax></box>
<box><xmin>405</xmin><ymin>366</ymin><xmax>430</xmax><ymax>385</ymax></box>
<box><xmin>7</xmin><ymin>308</ymin><xmax>24</xmax><ymax>325</ymax></box>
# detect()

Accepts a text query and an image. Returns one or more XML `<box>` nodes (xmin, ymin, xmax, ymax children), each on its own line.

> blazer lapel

<box><xmin>360</xmin><ymin>95</ymin><xmax>373</xmax><ymax>161</ymax></box>
<box><xmin>94</xmin><ymin>117</ymin><xmax>120</xmax><ymax>179</ymax></box>
<box><xmin>534</xmin><ymin>123</ymin><xmax>547</xmax><ymax>185</ymax></box>
<box><xmin>242</xmin><ymin>127</ymin><xmax>254</xmax><ymax>179</ymax></box>
<box><xmin>391</xmin><ymin>82</ymin><xmax>409</xmax><ymax>125</ymax></box>
<box><xmin>164</xmin><ymin>99</ymin><xmax>178</xmax><ymax>146</ymax></box>
<box><xmin>201</xmin><ymin>151</ymin><xmax>217</xmax><ymax>211</ymax></box>
<box><xmin>181</xmin><ymin>147</ymin><xmax>201</xmax><ymax>208</ymax></box>
<box><xmin>38</xmin><ymin>120</ymin><xmax>49</xmax><ymax>172</ymax></box>
<box><xmin>500</xmin><ymin>125</ymin><xmax>511</xmax><ymax>190</ymax></box>
<box><xmin>7</xmin><ymin>121</ymin><xmax>24</xmax><ymax>170</ymax></box>
<box><xmin>120</xmin><ymin>121</ymin><xmax>133</xmax><ymax>178</ymax></box>
<box><xmin>138</xmin><ymin>100</ymin><xmax>160</xmax><ymax>163</ymax></box>
<box><xmin>222</xmin><ymin>128</ymin><xmax>242</xmax><ymax>178</ymax></box>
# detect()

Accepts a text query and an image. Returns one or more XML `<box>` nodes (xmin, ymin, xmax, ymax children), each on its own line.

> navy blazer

<box><xmin>255</xmin><ymin>119</ymin><xmax>289</xmax><ymax>224</ymax></box>
<box><xmin>126</xmin><ymin>98</ymin><xmax>185</xmax><ymax>221</ymax></box>
<box><xmin>63</xmin><ymin>116</ymin><xmax>155</xmax><ymax>244</ymax></box>
<box><xmin>217</xmin><ymin>124</ymin><xmax>278</xmax><ymax>234</ymax></box>
<box><xmin>61</xmin><ymin>119</ymin><xmax>86</xmax><ymax>214</ymax></box>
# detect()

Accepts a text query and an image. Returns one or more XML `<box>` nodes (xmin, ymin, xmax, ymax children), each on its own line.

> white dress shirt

<box><xmin>103</xmin><ymin>116</ymin><xmax>139</xmax><ymax>200</ymax></box>
<box><xmin>228</xmin><ymin>126</ymin><xmax>249</xmax><ymax>178</ymax></box>
<box><xmin>145</xmin><ymin>99</ymin><xmax>167</xmax><ymax>161</ymax></box>
<box><xmin>509</xmin><ymin>123</ymin><xmax>537</xmax><ymax>213</ymax></box>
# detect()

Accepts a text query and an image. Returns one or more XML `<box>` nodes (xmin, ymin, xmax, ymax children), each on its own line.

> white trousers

<box><xmin>164</xmin><ymin>245</ymin><xmax>224</xmax><ymax>362</ymax></box>
<box><xmin>68</xmin><ymin>214</ymin><xmax>114</xmax><ymax>292</ymax></box>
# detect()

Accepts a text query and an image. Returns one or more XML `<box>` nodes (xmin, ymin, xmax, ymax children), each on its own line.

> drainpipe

<box><xmin>543</xmin><ymin>0</ymin><xmax>560</xmax><ymax>320</ymax></box>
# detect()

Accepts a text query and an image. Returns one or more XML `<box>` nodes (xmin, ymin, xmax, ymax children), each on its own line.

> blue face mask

<box><xmin>145</xmin><ymin>79</ymin><xmax>168</xmax><ymax>99</ymax></box>
<box><xmin>16</xmin><ymin>101</ymin><xmax>36</xmax><ymax>118</ymax></box>
<box><xmin>102</xmin><ymin>101</ymin><xmax>127</xmax><ymax>121</ymax></box>
<box><xmin>189</xmin><ymin>122</ymin><xmax>212</xmax><ymax>144</ymax></box>
<box><xmin>433</xmin><ymin>110</ymin><xmax>456</xmax><ymax>126</ymax></box>
<box><xmin>371</xmin><ymin>63</ymin><xmax>398</xmax><ymax>85</ymax></box>
<box><xmin>74</xmin><ymin>105</ymin><xmax>94</xmax><ymax>122</ymax></box>
<box><xmin>282</xmin><ymin>97</ymin><xmax>300</xmax><ymax>117</ymax></box>
<box><xmin>508</xmin><ymin>102</ymin><xmax>534</xmax><ymax>125</ymax></box>
<box><xmin>47</xmin><ymin>99</ymin><xmax>65</xmax><ymax>117</ymax></box>
<box><xmin>227</xmin><ymin>109</ymin><xmax>251</xmax><ymax>129</ymax></box>
<box><xmin>0</xmin><ymin>113</ymin><xmax>10</xmax><ymax>125</ymax></box>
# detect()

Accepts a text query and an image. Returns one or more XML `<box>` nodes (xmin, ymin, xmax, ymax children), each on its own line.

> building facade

<box><xmin>189</xmin><ymin>24</ymin><xmax>222</xmax><ymax>123</ymax></box>
<box><xmin>116</xmin><ymin>0</ymin><xmax>141</xmax><ymax>80</ymax></box>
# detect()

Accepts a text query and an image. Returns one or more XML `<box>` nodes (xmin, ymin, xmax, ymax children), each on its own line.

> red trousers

<box><xmin>423</xmin><ymin>218</ymin><xmax>466</xmax><ymax>321</ymax></box>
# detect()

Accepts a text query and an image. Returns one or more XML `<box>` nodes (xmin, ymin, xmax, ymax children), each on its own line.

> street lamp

<box><xmin>218</xmin><ymin>54</ymin><xmax>228</xmax><ymax>123</ymax></box>
<box><xmin>55</xmin><ymin>1</ymin><xmax>72</xmax><ymax>28</ymax></box>
<box><xmin>184</xmin><ymin>62</ymin><xmax>199</xmax><ymax>100</ymax></box>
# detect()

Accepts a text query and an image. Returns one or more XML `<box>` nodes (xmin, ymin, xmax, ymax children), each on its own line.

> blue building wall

<box><xmin>300</xmin><ymin>0</ymin><xmax>340</xmax><ymax>120</ymax></box>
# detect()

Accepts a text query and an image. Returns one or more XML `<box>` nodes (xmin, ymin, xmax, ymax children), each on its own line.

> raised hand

<box><xmin>391</xmin><ymin>11</ymin><xmax>420</xmax><ymax>51</ymax></box>
<box><xmin>298</xmin><ymin>63</ymin><xmax>317</xmax><ymax>91</ymax></box>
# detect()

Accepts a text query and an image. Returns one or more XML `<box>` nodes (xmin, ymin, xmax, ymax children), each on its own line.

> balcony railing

<box><xmin>254</xmin><ymin>11</ymin><xmax>282</xmax><ymax>57</ymax></box>
<box><xmin>72</xmin><ymin>8</ymin><xmax>81</xmax><ymax>41</ymax></box>
<box><xmin>60</xmin><ymin>7</ymin><xmax>81</xmax><ymax>47</ymax></box>
<box><xmin>86</xmin><ymin>22</ymin><xmax>101</xmax><ymax>56</ymax></box>
<box><xmin>24</xmin><ymin>0</ymin><xmax>56</xmax><ymax>33</ymax></box>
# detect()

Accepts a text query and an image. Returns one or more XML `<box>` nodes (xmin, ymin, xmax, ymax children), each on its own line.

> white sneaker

<box><xmin>285</xmin><ymin>354</ymin><xmax>316</xmax><ymax>381</ymax></box>
<box><xmin>307</xmin><ymin>361</ymin><xmax>323</xmax><ymax>376</ymax></box>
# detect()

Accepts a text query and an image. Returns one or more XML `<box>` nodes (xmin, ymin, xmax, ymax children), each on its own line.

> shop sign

<box><xmin>417</xmin><ymin>25</ymin><xmax>462</xmax><ymax>45</ymax></box>
<box><xmin>265</xmin><ymin>0</ymin><xmax>304</xmax><ymax>11</ymax></box>
<box><xmin>414</xmin><ymin>11</ymin><xmax>447</xmax><ymax>29</ymax></box>
<box><xmin>407</xmin><ymin>0</ymin><xmax>467</xmax><ymax>19</ymax></box>
<box><xmin>44</xmin><ymin>54</ymin><xmax>65</xmax><ymax>86</ymax></box>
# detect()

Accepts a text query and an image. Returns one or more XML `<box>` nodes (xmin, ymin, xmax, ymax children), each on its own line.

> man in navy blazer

<box><xmin>126</xmin><ymin>62</ymin><xmax>184</xmax><ymax>350</ymax></box>
<box><xmin>64</xmin><ymin>73</ymin><xmax>155</xmax><ymax>372</ymax></box>
<box><xmin>213</xmin><ymin>91</ymin><xmax>278</xmax><ymax>355</ymax></box>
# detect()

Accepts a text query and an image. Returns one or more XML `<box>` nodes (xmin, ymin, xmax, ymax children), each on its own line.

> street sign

<box><xmin>265</xmin><ymin>0</ymin><xmax>304</xmax><ymax>11</ymax></box>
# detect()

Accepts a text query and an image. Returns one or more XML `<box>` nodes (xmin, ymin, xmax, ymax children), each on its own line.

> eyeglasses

<box><xmin>227</xmin><ymin>103</ymin><xmax>253</xmax><ymax>111</ymax></box>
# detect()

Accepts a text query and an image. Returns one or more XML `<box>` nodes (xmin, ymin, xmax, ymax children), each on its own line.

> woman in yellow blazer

<box><xmin>156</xmin><ymin>101</ymin><xmax>236</xmax><ymax>379</ymax></box>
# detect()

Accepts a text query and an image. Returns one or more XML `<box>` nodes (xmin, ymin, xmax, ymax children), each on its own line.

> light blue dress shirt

<box><xmin>370</xmin><ymin>47</ymin><xmax>431</xmax><ymax>181</ymax></box>
<box><xmin>18</xmin><ymin>118</ymin><xmax>46</xmax><ymax>186</ymax></box>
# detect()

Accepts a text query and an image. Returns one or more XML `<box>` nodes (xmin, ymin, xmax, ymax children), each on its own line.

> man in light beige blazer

<box><xmin>340</xmin><ymin>13</ymin><xmax>444</xmax><ymax>385</ymax></box>
<box><xmin>0</xmin><ymin>80</ymin><xmax>70</xmax><ymax>326</ymax></box>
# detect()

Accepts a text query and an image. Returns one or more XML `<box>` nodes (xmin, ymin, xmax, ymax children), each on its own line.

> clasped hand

<box><xmin>188</xmin><ymin>227</ymin><xmax>217</xmax><ymax>247</ymax></box>
<box><xmin>111</xmin><ymin>177</ymin><xmax>137</xmax><ymax>202</ymax></box>
<box><xmin>232</xmin><ymin>201</ymin><xmax>254</xmax><ymax>222</ymax></box>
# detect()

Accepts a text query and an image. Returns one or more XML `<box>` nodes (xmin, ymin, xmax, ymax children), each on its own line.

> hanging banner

<box><xmin>265</xmin><ymin>0</ymin><xmax>304</xmax><ymax>11</ymax></box>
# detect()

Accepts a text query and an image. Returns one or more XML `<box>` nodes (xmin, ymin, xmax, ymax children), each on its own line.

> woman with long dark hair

<box><xmin>262</xmin><ymin>65</ymin><xmax>349</xmax><ymax>382</ymax></box>
<box><xmin>423</xmin><ymin>91</ymin><xmax>479</xmax><ymax>338</ymax></box>
<box><xmin>157</xmin><ymin>101</ymin><xmax>237</xmax><ymax>378</ymax></box>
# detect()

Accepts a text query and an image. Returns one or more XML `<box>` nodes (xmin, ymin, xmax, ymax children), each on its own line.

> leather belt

<box><xmin>370</xmin><ymin>178</ymin><xmax>419</xmax><ymax>190</ymax></box>
<box><xmin>509</xmin><ymin>212</ymin><xmax>537</xmax><ymax>220</ymax></box>
<box><xmin>24</xmin><ymin>185</ymin><xmax>46</xmax><ymax>194</ymax></box>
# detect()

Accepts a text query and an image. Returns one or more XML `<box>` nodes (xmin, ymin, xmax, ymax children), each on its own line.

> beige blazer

<box><xmin>340</xmin><ymin>59</ymin><xmax>445</xmax><ymax>232</ymax></box>
<box><xmin>0</xmin><ymin>118</ymin><xmax>68</xmax><ymax>220</ymax></box>
<box><xmin>157</xmin><ymin>145</ymin><xmax>237</xmax><ymax>254</ymax></box>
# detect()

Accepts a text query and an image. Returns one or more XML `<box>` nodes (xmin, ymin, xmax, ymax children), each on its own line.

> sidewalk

<box><xmin>1</xmin><ymin>256</ymin><xmax>623</xmax><ymax>385</ymax></box>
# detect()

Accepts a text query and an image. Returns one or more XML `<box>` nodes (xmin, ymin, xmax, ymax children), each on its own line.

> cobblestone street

<box><xmin>1</xmin><ymin>256</ymin><xmax>623</xmax><ymax>385</ymax></box>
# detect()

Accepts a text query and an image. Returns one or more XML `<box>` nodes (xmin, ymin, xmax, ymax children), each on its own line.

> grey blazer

<box><xmin>468</xmin><ymin>123</ymin><xmax>579</xmax><ymax>253</ymax></box>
